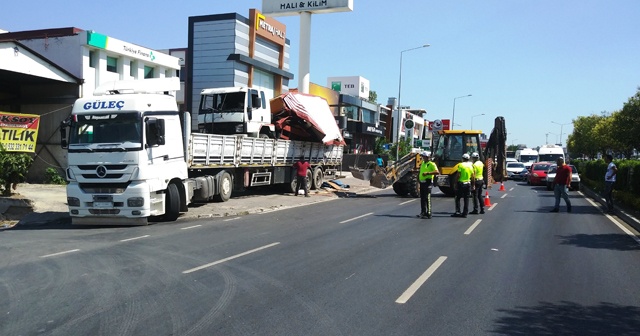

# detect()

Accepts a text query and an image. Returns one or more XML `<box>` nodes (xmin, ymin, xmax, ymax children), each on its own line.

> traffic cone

<box><xmin>484</xmin><ymin>191</ymin><xmax>492</xmax><ymax>207</ymax></box>
<box><xmin>499</xmin><ymin>182</ymin><xmax>505</xmax><ymax>191</ymax></box>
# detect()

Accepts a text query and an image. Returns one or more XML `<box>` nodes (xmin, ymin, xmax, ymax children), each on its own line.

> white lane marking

<box><xmin>464</xmin><ymin>219</ymin><xmax>482</xmax><ymax>235</ymax></box>
<box><xmin>40</xmin><ymin>249</ymin><xmax>80</xmax><ymax>258</ymax></box>
<box><xmin>182</xmin><ymin>242</ymin><xmax>280</xmax><ymax>274</ymax></box>
<box><xmin>396</xmin><ymin>256</ymin><xmax>447</xmax><ymax>304</ymax></box>
<box><xmin>339</xmin><ymin>212</ymin><xmax>374</xmax><ymax>224</ymax></box>
<box><xmin>585</xmin><ymin>197</ymin><xmax>640</xmax><ymax>245</ymax></box>
<box><xmin>399</xmin><ymin>199</ymin><xmax>417</xmax><ymax>206</ymax></box>
<box><xmin>489</xmin><ymin>203</ymin><xmax>497</xmax><ymax>211</ymax></box>
<box><xmin>181</xmin><ymin>225</ymin><xmax>202</xmax><ymax>230</ymax></box>
<box><xmin>119</xmin><ymin>235</ymin><xmax>150</xmax><ymax>242</ymax></box>
<box><xmin>509</xmin><ymin>187</ymin><xmax>514</xmax><ymax>191</ymax></box>
<box><xmin>501</xmin><ymin>193</ymin><xmax>508</xmax><ymax>199</ymax></box>
<box><xmin>223</xmin><ymin>217</ymin><xmax>242</xmax><ymax>222</ymax></box>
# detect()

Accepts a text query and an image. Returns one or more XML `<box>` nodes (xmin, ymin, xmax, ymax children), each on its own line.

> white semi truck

<box><xmin>60</xmin><ymin>79</ymin><xmax>343</xmax><ymax>225</ymax></box>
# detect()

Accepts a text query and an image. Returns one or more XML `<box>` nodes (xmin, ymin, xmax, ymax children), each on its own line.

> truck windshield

<box><xmin>435</xmin><ymin>134</ymin><xmax>480</xmax><ymax>167</ymax></box>
<box><xmin>200</xmin><ymin>92</ymin><xmax>246</xmax><ymax>113</ymax></box>
<box><xmin>520</xmin><ymin>155</ymin><xmax>538</xmax><ymax>162</ymax></box>
<box><xmin>539</xmin><ymin>154</ymin><xmax>563</xmax><ymax>162</ymax></box>
<box><xmin>68</xmin><ymin>112</ymin><xmax>142</xmax><ymax>151</ymax></box>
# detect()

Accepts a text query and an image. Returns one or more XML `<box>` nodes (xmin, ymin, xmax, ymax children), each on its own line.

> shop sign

<box><xmin>0</xmin><ymin>112</ymin><xmax>40</xmax><ymax>153</ymax></box>
<box><xmin>262</xmin><ymin>0</ymin><xmax>353</xmax><ymax>16</ymax></box>
<box><xmin>357</xmin><ymin>122</ymin><xmax>384</xmax><ymax>136</ymax></box>
<box><xmin>86</xmin><ymin>31</ymin><xmax>179</xmax><ymax>69</ymax></box>
<box><xmin>254</xmin><ymin>10</ymin><xmax>286</xmax><ymax>44</ymax></box>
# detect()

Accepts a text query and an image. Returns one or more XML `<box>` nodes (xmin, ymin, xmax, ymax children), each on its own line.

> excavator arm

<box><xmin>482</xmin><ymin>116</ymin><xmax>507</xmax><ymax>184</ymax></box>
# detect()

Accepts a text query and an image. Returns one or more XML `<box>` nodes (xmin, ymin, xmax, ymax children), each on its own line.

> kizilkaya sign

<box><xmin>262</xmin><ymin>0</ymin><xmax>353</xmax><ymax>16</ymax></box>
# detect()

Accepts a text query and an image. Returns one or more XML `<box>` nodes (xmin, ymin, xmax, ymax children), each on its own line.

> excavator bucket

<box><xmin>370</xmin><ymin>172</ymin><xmax>391</xmax><ymax>189</ymax></box>
<box><xmin>350</xmin><ymin>167</ymin><xmax>375</xmax><ymax>181</ymax></box>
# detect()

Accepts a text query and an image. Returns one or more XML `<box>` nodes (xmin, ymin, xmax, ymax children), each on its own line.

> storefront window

<box><xmin>345</xmin><ymin>106</ymin><xmax>358</xmax><ymax>120</ymax></box>
<box><xmin>144</xmin><ymin>66</ymin><xmax>154</xmax><ymax>79</ymax></box>
<box><xmin>106</xmin><ymin>56</ymin><xmax>118</xmax><ymax>73</ymax></box>
<box><xmin>362</xmin><ymin>109</ymin><xmax>375</xmax><ymax>124</ymax></box>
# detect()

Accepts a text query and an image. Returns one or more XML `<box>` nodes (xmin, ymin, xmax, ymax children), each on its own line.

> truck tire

<box><xmin>163</xmin><ymin>183</ymin><xmax>180</xmax><ymax>222</ymax></box>
<box><xmin>393</xmin><ymin>182</ymin><xmax>408</xmax><ymax>196</ymax></box>
<box><xmin>311</xmin><ymin>167</ymin><xmax>323</xmax><ymax>190</ymax></box>
<box><xmin>408</xmin><ymin>172</ymin><xmax>420</xmax><ymax>198</ymax></box>
<box><xmin>289</xmin><ymin>169</ymin><xmax>312</xmax><ymax>194</ymax></box>
<box><xmin>214</xmin><ymin>171</ymin><xmax>233</xmax><ymax>202</ymax></box>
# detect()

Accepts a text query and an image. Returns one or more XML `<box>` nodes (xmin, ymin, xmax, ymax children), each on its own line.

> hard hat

<box><xmin>421</xmin><ymin>151</ymin><xmax>430</xmax><ymax>157</ymax></box>
<box><xmin>471</xmin><ymin>152</ymin><xmax>479</xmax><ymax>158</ymax></box>
<box><xmin>462</xmin><ymin>153</ymin><xmax>470</xmax><ymax>160</ymax></box>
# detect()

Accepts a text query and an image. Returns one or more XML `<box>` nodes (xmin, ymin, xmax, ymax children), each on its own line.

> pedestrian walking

<box><xmin>550</xmin><ymin>157</ymin><xmax>572</xmax><ymax>212</ymax></box>
<box><xmin>292</xmin><ymin>156</ymin><xmax>310</xmax><ymax>197</ymax></box>
<box><xmin>416</xmin><ymin>151</ymin><xmax>440</xmax><ymax>219</ymax></box>
<box><xmin>469</xmin><ymin>152</ymin><xmax>485</xmax><ymax>215</ymax></box>
<box><xmin>376</xmin><ymin>155</ymin><xmax>384</xmax><ymax>167</ymax></box>
<box><xmin>452</xmin><ymin>153</ymin><xmax>475</xmax><ymax>218</ymax></box>
<box><xmin>603</xmin><ymin>154</ymin><xmax>617</xmax><ymax>213</ymax></box>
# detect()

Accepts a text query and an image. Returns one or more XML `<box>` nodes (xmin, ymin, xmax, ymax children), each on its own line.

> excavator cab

<box><xmin>431</xmin><ymin>130</ymin><xmax>483</xmax><ymax>196</ymax></box>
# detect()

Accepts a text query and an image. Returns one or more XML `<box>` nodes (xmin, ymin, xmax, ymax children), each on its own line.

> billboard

<box><xmin>327</xmin><ymin>76</ymin><xmax>369</xmax><ymax>100</ymax></box>
<box><xmin>0</xmin><ymin>112</ymin><xmax>40</xmax><ymax>152</ymax></box>
<box><xmin>262</xmin><ymin>0</ymin><xmax>353</xmax><ymax>16</ymax></box>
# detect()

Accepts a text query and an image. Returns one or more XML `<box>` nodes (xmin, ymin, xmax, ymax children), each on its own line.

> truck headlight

<box><xmin>67</xmin><ymin>197</ymin><xmax>80</xmax><ymax>207</ymax></box>
<box><xmin>235</xmin><ymin>124</ymin><xmax>244</xmax><ymax>133</ymax></box>
<box><xmin>127</xmin><ymin>197</ymin><xmax>145</xmax><ymax>207</ymax></box>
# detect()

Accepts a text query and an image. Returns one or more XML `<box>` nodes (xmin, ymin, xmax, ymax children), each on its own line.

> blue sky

<box><xmin>3</xmin><ymin>0</ymin><xmax>639</xmax><ymax>148</ymax></box>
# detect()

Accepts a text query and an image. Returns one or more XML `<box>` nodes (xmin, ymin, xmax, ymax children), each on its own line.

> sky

<box><xmin>3</xmin><ymin>0</ymin><xmax>640</xmax><ymax>148</ymax></box>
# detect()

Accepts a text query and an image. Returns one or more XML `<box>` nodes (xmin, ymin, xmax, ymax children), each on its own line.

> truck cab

<box><xmin>198</xmin><ymin>87</ymin><xmax>274</xmax><ymax>138</ymax></box>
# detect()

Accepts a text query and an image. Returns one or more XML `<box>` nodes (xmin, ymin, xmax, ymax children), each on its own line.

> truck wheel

<box><xmin>163</xmin><ymin>183</ymin><xmax>180</xmax><ymax>222</ymax></box>
<box><xmin>393</xmin><ymin>182</ymin><xmax>408</xmax><ymax>196</ymax></box>
<box><xmin>311</xmin><ymin>167</ymin><xmax>323</xmax><ymax>190</ymax></box>
<box><xmin>214</xmin><ymin>171</ymin><xmax>233</xmax><ymax>202</ymax></box>
<box><xmin>408</xmin><ymin>172</ymin><xmax>420</xmax><ymax>198</ymax></box>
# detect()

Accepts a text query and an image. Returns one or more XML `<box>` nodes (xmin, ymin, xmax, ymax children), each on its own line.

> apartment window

<box><xmin>130</xmin><ymin>60</ymin><xmax>136</xmax><ymax>78</ymax></box>
<box><xmin>106</xmin><ymin>56</ymin><xmax>118</xmax><ymax>73</ymax></box>
<box><xmin>89</xmin><ymin>51</ymin><xmax>96</xmax><ymax>68</ymax></box>
<box><xmin>144</xmin><ymin>66</ymin><xmax>154</xmax><ymax>79</ymax></box>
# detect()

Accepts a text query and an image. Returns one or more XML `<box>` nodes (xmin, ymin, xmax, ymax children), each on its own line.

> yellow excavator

<box><xmin>351</xmin><ymin>116</ymin><xmax>507</xmax><ymax>197</ymax></box>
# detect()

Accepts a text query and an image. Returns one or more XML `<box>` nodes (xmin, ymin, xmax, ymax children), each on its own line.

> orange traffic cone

<box><xmin>499</xmin><ymin>182</ymin><xmax>505</xmax><ymax>191</ymax></box>
<box><xmin>484</xmin><ymin>191</ymin><xmax>492</xmax><ymax>207</ymax></box>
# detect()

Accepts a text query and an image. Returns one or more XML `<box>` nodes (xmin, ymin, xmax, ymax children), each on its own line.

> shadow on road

<box><xmin>491</xmin><ymin>301</ymin><xmax>640</xmax><ymax>335</ymax></box>
<box><xmin>557</xmin><ymin>233</ymin><xmax>640</xmax><ymax>251</ymax></box>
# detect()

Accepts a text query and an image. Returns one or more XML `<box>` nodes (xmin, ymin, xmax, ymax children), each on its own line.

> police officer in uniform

<box><xmin>416</xmin><ymin>151</ymin><xmax>440</xmax><ymax>219</ymax></box>
<box><xmin>470</xmin><ymin>152</ymin><xmax>485</xmax><ymax>215</ymax></box>
<box><xmin>452</xmin><ymin>153</ymin><xmax>475</xmax><ymax>218</ymax></box>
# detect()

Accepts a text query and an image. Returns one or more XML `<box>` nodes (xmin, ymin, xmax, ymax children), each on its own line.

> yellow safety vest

<box><xmin>473</xmin><ymin>160</ymin><xmax>484</xmax><ymax>180</ymax></box>
<box><xmin>419</xmin><ymin>161</ymin><xmax>438</xmax><ymax>182</ymax></box>
<box><xmin>457</xmin><ymin>161</ymin><xmax>474</xmax><ymax>183</ymax></box>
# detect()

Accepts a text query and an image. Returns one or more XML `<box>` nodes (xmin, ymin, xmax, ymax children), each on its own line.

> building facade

<box><xmin>187</xmin><ymin>10</ymin><xmax>294</xmax><ymax>129</ymax></box>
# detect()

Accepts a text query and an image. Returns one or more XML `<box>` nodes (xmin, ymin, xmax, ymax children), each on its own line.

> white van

<box><xmin>538</xmin><ymin>144</ymin><xmax>565</xmax><ymax>163</ymax></box>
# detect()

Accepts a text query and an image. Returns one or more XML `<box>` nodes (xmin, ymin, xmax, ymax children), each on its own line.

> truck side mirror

<box><xmin>60</xmin><ymin>120</ymin><xmax>69</xmax><ymax>148</ymax></box>
<box><xmin>146</xmin><ymin>118</ymin><xmax>166</xmax><ymax>147</ymax></box>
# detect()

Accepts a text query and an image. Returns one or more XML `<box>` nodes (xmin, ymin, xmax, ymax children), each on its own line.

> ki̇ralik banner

<box><xmin>0</xmin><ymin>112</ymin><xmax>40</xmax><ymax>153</ymax></box>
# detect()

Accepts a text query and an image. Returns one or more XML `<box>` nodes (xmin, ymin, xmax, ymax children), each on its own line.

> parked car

<box><xmin>528</xmin><ymin>162</ymin><xmax>552</xmax><ymax>186</ymax></box>
<box><xmin>545</xmin><ymin>164</ymin><xmax>580</xmax><ymax>191</ymax></box>
<box><xmin>506</xmin><ymin>162</ymin><xmax>528</xmax><ymax>180</ymax></box>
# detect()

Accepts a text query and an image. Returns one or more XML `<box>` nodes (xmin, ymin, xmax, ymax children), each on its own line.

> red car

<box><xmin>528</xmin><ymin>162</ymin><xmax>552</xmax><ymax>186</ymax></box>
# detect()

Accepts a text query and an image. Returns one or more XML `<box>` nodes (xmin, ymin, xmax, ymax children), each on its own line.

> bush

<box><xmin>0</xmin><ymin>145</ymin><xmax>34</xmax><ymax>195</ymax></box>
<box><xmin>45</xmin><ymin>167</ymin><xmax>67</xmax><ymax>185</ymax></box>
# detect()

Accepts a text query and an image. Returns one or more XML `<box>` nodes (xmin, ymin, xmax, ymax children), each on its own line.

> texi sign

<box><xmin>0</xmin><ymin>112</ymin><xmax>40</xmax><ymax>152</ymax></box>
<box><xmin>262</xmin><ymin>0</ymin><xmax>353</xmax><ymax>16</ymax></box>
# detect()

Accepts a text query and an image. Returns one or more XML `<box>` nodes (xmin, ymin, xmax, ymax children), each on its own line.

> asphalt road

<box><xmin>1</xmin><ymin>180</ymin><xmax>640</xmax><ymax>335</ymax></box>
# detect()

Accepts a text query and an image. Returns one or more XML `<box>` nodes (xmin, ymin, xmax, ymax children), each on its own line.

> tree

<box><xmin>0</xmin><ymin>144</ymin><xmax>34</xmax><ymax>195</ymax></box>
<box><xmin>613</xmin><ymin>88</ymin><xmax>640</xmax><ymax>157</ymax></box>
<box><xmin>569</xmin><ymin>114</ymin><xmax>602</xmax><ymax>158</ymax></box>
<box><xmin>368</xmin><ymin>90</ymin><xmax>378</xmax><ymax>104</ymax></box>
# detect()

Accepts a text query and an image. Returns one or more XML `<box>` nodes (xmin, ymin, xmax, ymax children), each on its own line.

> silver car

<box><xmin>545</xmin><ymin>164</ymin><xmax>580</xmax><ymax>191</ymax></box>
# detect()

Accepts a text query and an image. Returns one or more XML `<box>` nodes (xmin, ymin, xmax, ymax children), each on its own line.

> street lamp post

<box><xmin>551</xmin><ymin>121</ymin><xmax>570</xmax><ymax>146</ymax></box>
<box><xmin>395</xmin><ymin>44</ymin><xmax>430</xmax><ymax>162</ymax></box>
<box><xmin>451</xmin><ymin>94</ymin><xmax>472</xmax><ymax>130</ymax></box>
<box><xmin>471</xmin><ymin>113</ymin><xmax>485</xmax><ymax>129</ymax></box>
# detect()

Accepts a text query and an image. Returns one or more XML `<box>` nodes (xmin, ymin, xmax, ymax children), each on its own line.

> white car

<box><xmin>545</xmin><ymin>164</ymin><xmax>580</xmax><ymax>191</ymax></box>
<box><xmin>506</xmin><ymin>162</ymin><xmax>527</xmax><ymax>180</ymax></box>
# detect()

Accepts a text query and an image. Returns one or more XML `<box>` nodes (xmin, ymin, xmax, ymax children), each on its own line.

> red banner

<box><xmin>0</xmin><ymin>112</ymin><xmax>40</xmax><ymax>152</ymax></box>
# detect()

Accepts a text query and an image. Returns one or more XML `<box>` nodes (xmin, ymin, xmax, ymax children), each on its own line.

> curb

<box><xmin>581</xmin><ymin>185</ymin><xmax>640</xmax><ymax>233</ymax></box>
